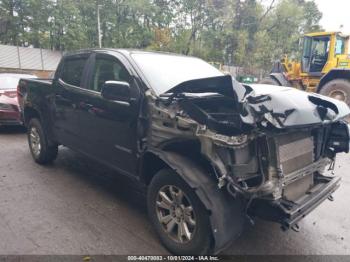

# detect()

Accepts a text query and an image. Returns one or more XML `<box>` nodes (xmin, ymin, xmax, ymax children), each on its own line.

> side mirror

<box><xmin>101</xmin><ymin>81</ymin><xmax>131</xmax><ymax>103</ymax></box>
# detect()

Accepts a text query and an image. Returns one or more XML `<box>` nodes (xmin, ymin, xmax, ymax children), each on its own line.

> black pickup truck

<box><xmin>18</xmin><ymin>49</ymin><xmax>350</xmax><ymax>255</ymax></box>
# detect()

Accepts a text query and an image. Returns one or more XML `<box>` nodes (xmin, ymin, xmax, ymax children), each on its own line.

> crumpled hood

<box><xmin>241</xmin><ymin>84</ymin><xmax>350</xmax><ymax>128</ymax></box>
<box><xmin>165</xmin><ymin>75</ymin><xmax>350</xmax><ymax>129</ymax></box>
<box><xmin>167</xmin><ymin>75</ymin><xmax>237</xmax><ymax>98</ymax></box>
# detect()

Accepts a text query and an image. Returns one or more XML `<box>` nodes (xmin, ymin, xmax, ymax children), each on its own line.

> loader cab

<box><xmin>301</xmin><ymin>32</ymin><xmax>350</xmax><ymax>75</ymax></box>
<box><xmin>302</xmin><ymin>34</ymin><xmax>330</xmax><ymax>74</ymax></box>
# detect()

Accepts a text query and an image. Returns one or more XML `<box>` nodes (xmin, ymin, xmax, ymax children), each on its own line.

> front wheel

<box><xmin>319</xmin><ymin>79</ymin><xmax>350</xmax><ymax>106</ymax></box>
<box><xmin>28</xmin><ymin>118</ymin><xmax>58</xmax><ymax>165</ymax></box>
<box><xmin>147</xmin><ymin>169</ymin><xmax>213</xmax><ymax>255</ymax></box>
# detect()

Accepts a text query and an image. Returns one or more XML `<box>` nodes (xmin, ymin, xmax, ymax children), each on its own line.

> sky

<box><xmin>261</xmin><ymin>0</ymin><xmax>349</xmax><ymax>33</ymax></box>
<box><xmin>313</xmin><ymin>0</ymin><xmax>349</xmax><ymax>33</ymax></box>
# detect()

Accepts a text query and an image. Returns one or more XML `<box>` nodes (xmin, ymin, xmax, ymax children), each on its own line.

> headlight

<box><xmin>326</xmin><ymin>121</ymin><xmax>350</xmax><ymax>154</ymax></box>
<box><xmin>0</xmin><ymin>103</ymin><xmax>14</xmax><ymax>111</ymax></box>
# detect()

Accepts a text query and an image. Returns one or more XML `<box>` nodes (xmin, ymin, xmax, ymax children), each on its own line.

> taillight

<box><xmin>0</xmin><ymin>103</ymin><xmax>14</xmax><ymax>111</ymax></box>
<box><xmin>17</xmin><ymin>81</ymin><xmax>25</xmax><ymax>106</ymax></box>
<box><xmin>17</xmin><ymin>84</ymin><xmax>22</xmax><ymax>97</ymax></box>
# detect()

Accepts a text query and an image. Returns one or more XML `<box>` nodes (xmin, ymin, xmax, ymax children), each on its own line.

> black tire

<box><xmin>147</xmin><ymin>169</ymin><xmax>212</xmax><ymax>255</ymax></box>
<box><xmin>259</xmin><ymin>77</ymin><xmax>281</xmax><ymax>86</ymax></box>
<box><xmin>319</xmin><ymin>79</ymin><xmax>350</xmax><ymax>107</ymax></box>
<box><xmin>27</xmin><ymin>118</ymin><xmax>58</xmax><ymax>165</ymax></box>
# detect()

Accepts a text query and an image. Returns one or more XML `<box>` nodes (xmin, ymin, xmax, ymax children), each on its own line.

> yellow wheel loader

<box><xmin>261</xmin><ymin>32</ymin><xmax>350</xmax><ymax>106</ymax></box>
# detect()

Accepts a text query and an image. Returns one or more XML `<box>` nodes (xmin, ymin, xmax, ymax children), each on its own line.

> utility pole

<box><xmin>97</xmin><ymin>5</ymin><xmax>102</xmax><ymax>48</ymax></box>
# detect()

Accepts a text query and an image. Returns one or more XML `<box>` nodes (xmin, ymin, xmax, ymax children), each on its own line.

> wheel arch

<box><xmin>317</xmin><ymin>69</ymin><xmax>350</xmax><ymax>93</ymax></box>
<box><xmin>140</xmin><ymin>151</ymin><xmax>171</xmax><ymax>185</ymax></box>
<box><xmin>23</xmin><ymin>106</ymin><xmax>41</xmax><ymax>126</ymax></box>
<box><xmin>23</xmin><ymin>105</ymin><xmax>57</xmax><ymax>146</ymax></box>
<box><xmin>142</xmin><ymin>148</ymin><xmax>245</xmax><ymax>254</ymax></box>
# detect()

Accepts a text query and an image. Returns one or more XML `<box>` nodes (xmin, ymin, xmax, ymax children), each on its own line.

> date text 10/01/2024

<box><xmin>127</xmin><ymin>256</ymin><xmax>220</xmax><ymax>261</ymax></box>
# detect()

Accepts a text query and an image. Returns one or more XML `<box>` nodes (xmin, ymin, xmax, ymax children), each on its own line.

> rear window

<box><xmin>61</xmin><ymin>58</ymin><xmax>88</xmax><ymax>87</ymax></box>
<box><xmin>0</xmin><ymin>76</ymin><xmax>21</xmax><ymax>90</ymax></box>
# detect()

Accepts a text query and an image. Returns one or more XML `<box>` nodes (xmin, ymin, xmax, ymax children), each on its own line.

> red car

<box><xmin>0</xmin><ymin>73</ymin><xmax>36</xmax><ymax>126</ymax></box>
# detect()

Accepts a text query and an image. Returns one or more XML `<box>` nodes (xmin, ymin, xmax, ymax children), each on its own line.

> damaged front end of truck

<box><xmin>143</xmin><ymin>75</ymin><xmax>350</xmax><ymax>252</ymax></box>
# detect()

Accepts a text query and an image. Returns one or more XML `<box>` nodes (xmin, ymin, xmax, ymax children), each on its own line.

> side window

<box><xmin>90</xmin><ymin>57</ymin><xmax>132</xmax><ymax>92</ymax></box>
<box><xmin>335</xmin><ymin>37</ymin><xmax>345</xmax><ymax>55</ymax></box>
<box><xmin>303</xmin><ymin>37</ymin><xmax>312</xmax><ymax>58</ymax></box>
<box><xmin>61</xmin><ymin>58</ymin><xmax>88</xmax><ymax>87</ymax></box>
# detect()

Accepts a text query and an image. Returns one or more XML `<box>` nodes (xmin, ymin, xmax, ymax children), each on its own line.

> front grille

<box><xmin>276</xmin><ymin>132</ymin><xmax>314</xmax><ymax>174</ymax></box>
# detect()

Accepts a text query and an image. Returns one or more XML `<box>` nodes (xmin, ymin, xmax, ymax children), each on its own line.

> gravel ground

<box><xmin>0</xmin><ymin>126</ymin><xmax>349</xmax><ymax>255</ymax></box>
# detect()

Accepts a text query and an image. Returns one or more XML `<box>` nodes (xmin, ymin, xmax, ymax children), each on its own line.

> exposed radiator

<box><xmin>275</xmin><ymin>132</ymin><xmax>315</xmax><ymax>201</ymax></box>
<box><xmin>276</xmin><ymin>132</ymin><xmax>314</xmax><ymax>175</ymax></box>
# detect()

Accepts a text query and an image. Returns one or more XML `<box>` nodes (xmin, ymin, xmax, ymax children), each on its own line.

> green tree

<box><xmin>0</xmin><ymin>0</ymin><xmax>324</xmax><ymax>72</ymax></box>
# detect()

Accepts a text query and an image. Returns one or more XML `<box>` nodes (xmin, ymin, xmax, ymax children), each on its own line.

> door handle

<box><xmin>80</xmin><ymin>101</ymin><xmax>93</xmax><ymax>109</ymax></box>
<box><xmin>55</xmin><ymin>94</ymin><xmax>71</xmax><ymax>102</ymax></box>
<box><xmin>55</xmin><ymin>94</ymin><xmax>76</xmax><ymax>108</ymax></box>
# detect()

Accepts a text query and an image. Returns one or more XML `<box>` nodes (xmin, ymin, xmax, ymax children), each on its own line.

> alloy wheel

<box><xmin>155</xmin><ymin>185</ymin><xmax>196</xmax><ymax>244</ymax></box>
<box><xmin>29</xmin><ymin>127</ymin><xmax>41</xmax><ymax>157</ymax></box>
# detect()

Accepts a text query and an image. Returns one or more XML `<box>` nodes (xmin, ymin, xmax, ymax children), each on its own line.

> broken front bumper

<box><xmin>249</xmin><ymin>175</ymin><xmax>341</xmax><ymax>229</ymax></box>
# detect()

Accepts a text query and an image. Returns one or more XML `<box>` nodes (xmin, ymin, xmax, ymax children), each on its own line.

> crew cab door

<box><xmin>77</xmin><ymin>53</ymin><xmax>140</xmax><ymax>176</ymax></box>
<box><xmin>53</xmin><ymin>54</ymin><xmax>90</xmax><ymax>149</ymax></box>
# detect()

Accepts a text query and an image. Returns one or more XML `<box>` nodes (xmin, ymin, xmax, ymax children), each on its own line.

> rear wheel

<box><xmin>28</xmin><ymin>118</ymin><xmax>58</xmax><ymax>164</ymax></box>
<box><xmin>147</xmin><ymin>169</ymin><xmax>212</xmax><ymax>255</ymax></box>
<box><xmin>319</xmin><ymin>79</ymin><xmax>350</xmax><ymax>106</ymax></box>
<box><xmin>259</xmin><ymin>77</ymin><xmax>281</xmax><ymax>86</ymax></box>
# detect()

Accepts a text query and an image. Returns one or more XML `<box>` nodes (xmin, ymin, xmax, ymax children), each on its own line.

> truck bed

<box><xmin>17</xmin><ymin>78</ymin><xmax>54</xmax><ymax>118</ymax></box>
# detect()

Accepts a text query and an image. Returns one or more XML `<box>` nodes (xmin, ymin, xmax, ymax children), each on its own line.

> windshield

<box><xmin>311</xmin><ymin>36</ymin><xmax>330</xmax><ymax>57</ymax></box>
<box><xmin>302</xmin><ymin>36</ymin><xmax>331</xmax><ymax>73</ymax></box>
<box><xmin>131</xmin><ymin>53</ymin><xmax>223</xmax><ymax>95</ymax></box>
